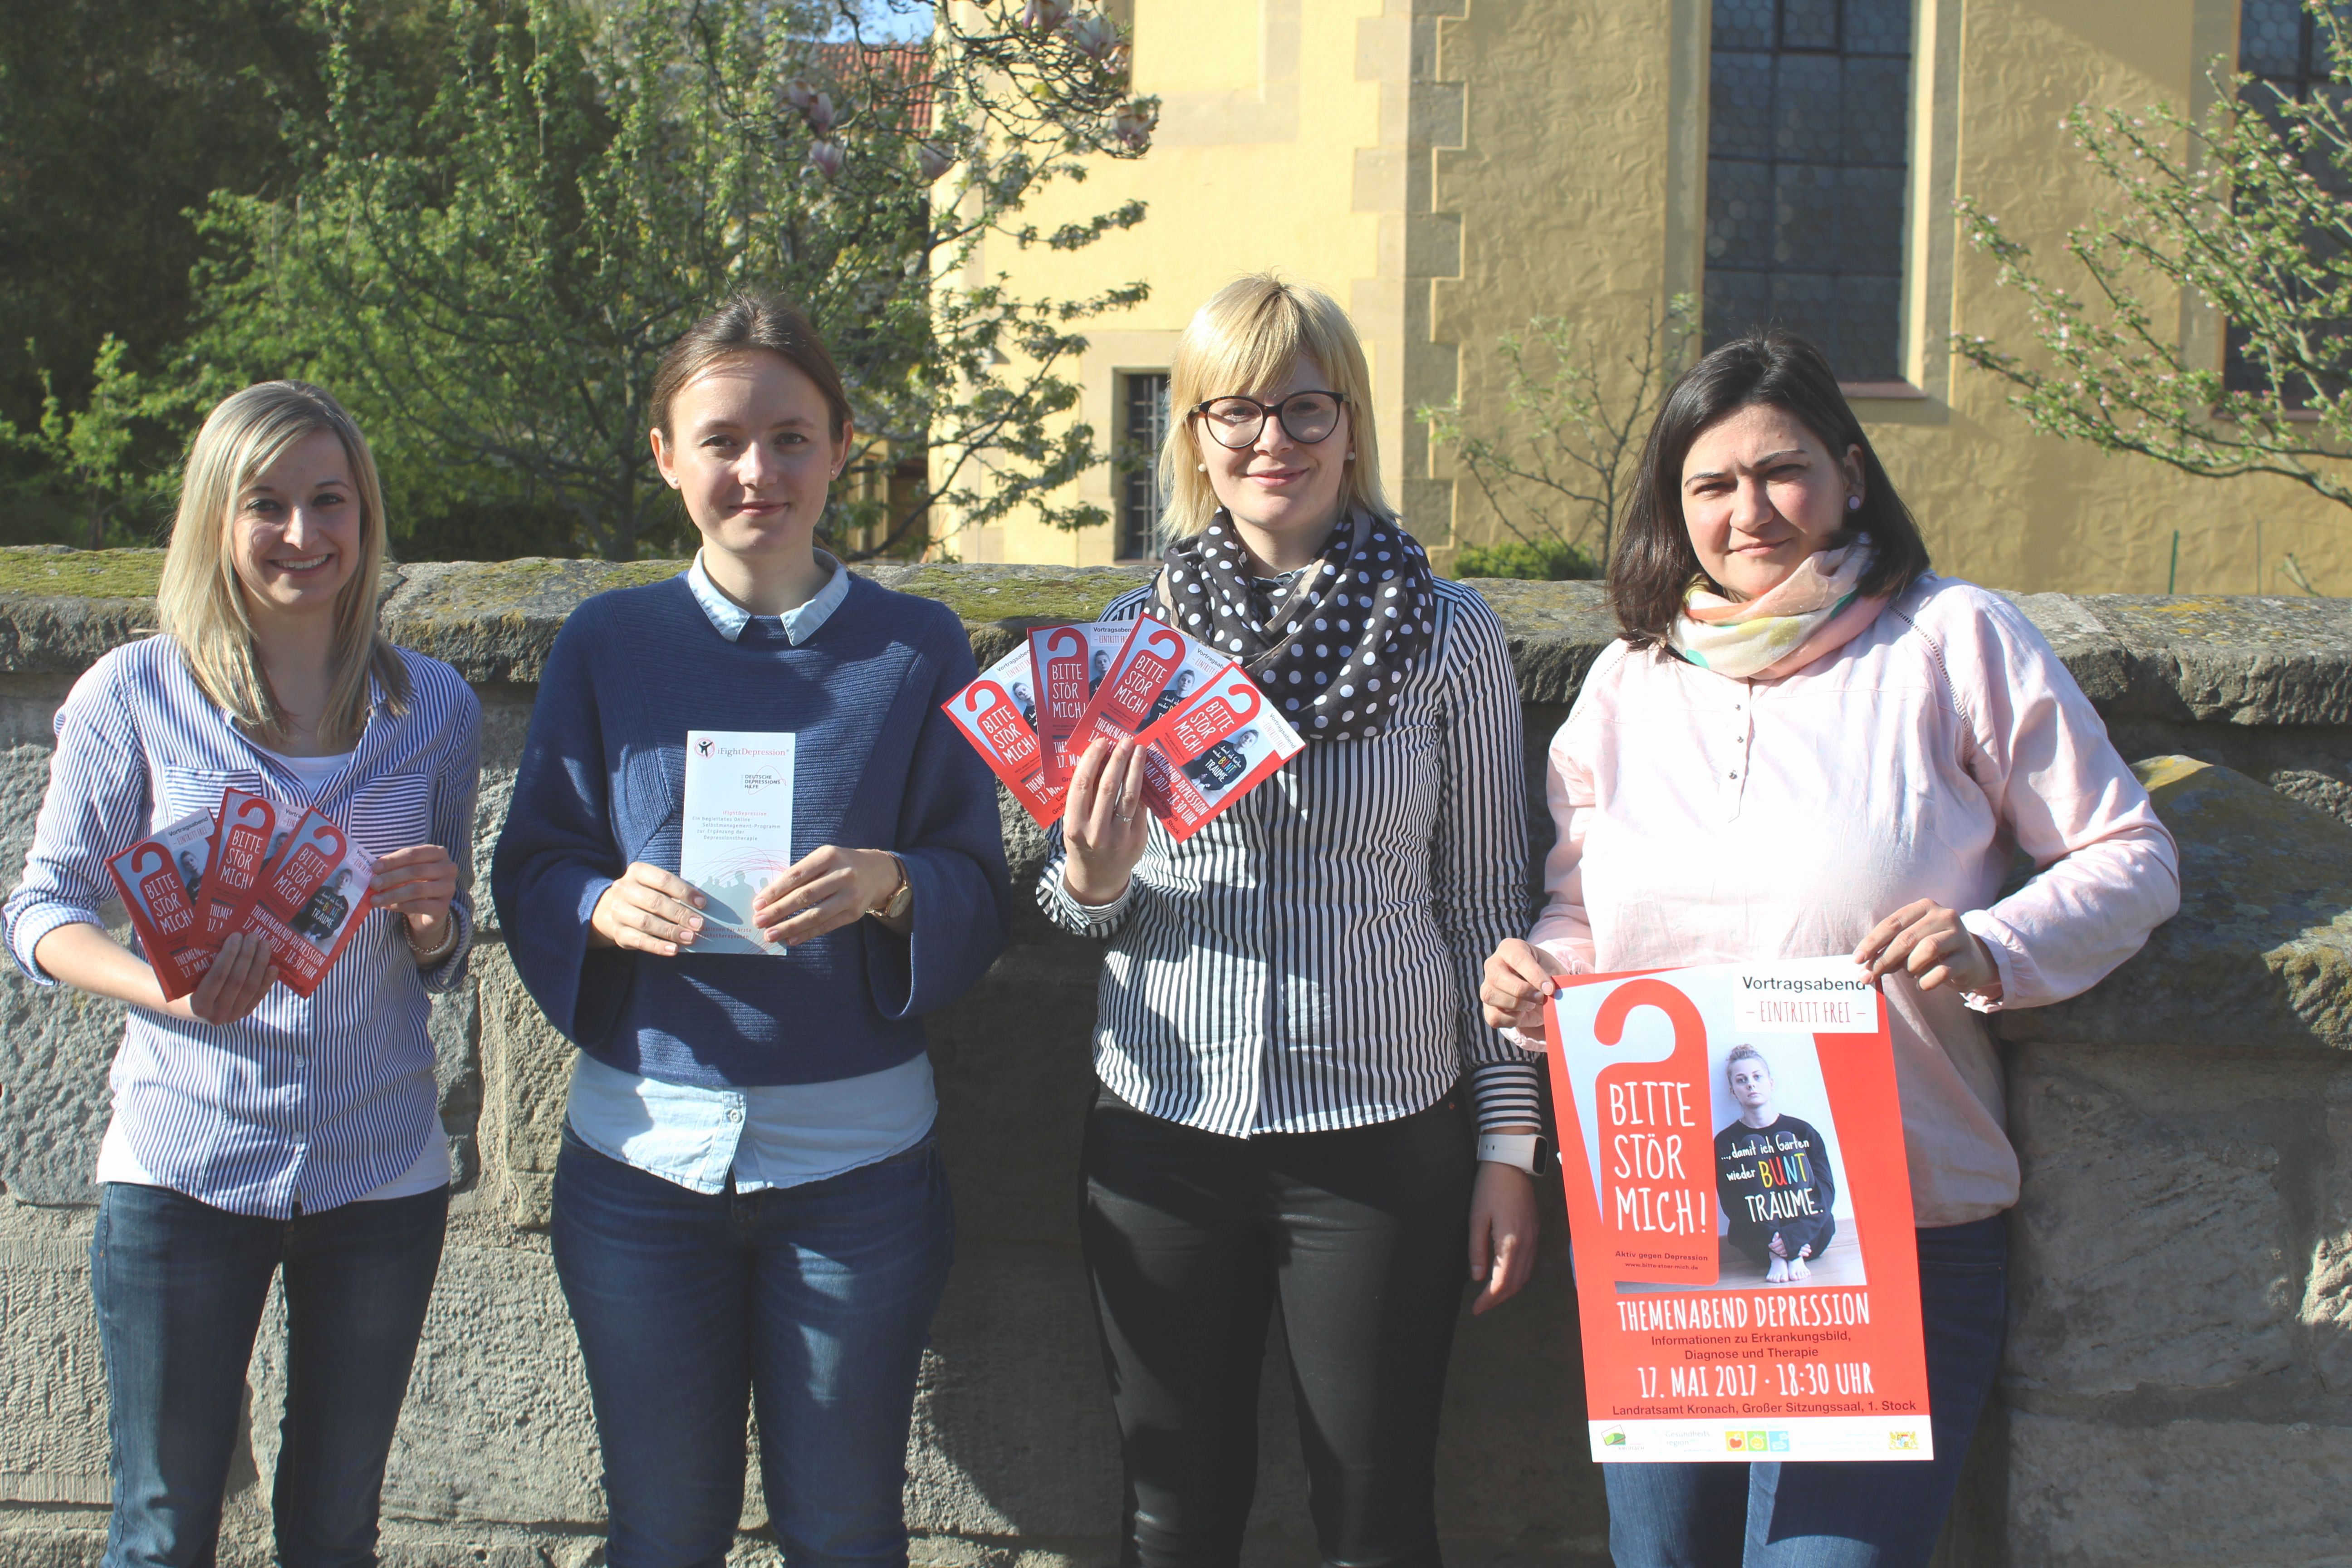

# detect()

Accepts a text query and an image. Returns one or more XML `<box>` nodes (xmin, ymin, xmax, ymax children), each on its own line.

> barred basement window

<box><xmin>1704</xmin><ymin>0</ymin><xmax>1913</xmax><ymax>383</ymax></box>
<box><xmin>1117</xmin><ymin>372</ymin><xmax>1170</xmax><ymax>561</ymax></box>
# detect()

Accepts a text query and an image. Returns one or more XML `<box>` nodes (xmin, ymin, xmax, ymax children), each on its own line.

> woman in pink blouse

<box><xmin>1482</xmin><ymin>332</ymin><xmax>2178</xmax><ymax>1567</ymax></box>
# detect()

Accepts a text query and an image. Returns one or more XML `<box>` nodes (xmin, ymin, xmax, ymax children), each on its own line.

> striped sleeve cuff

<box><xmin>416</xmin><ymin>899</ymin><xmax>475</xmax><ymax>994</ymax></box>
<box><xmin>1035</xmin><ymin>864</ymin><xmax>1134</xmax><ymax>940</ymax></box>
<box><xmin>6</xmin><ymin>904</ymin><xmax>104</xmax><ymax>986</ymax></box>
<box><xmin>1467</xmin><ymin>1058</ymin><xmax>1543</xmax><ymax>1133</ymax></box>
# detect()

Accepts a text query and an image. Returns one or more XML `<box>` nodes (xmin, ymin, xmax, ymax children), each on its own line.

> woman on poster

<box><xmin>1481</xmin><ymin>331</ymin><xmax>2179</xmax><ymax>1566</ymax></box>
<box><xmin>4</xmin><ymin>381</ymin><xmax>481</xmax><ymax>1565</ymax></box>
<box><xmin>1043</xmin><ymin>274</ymin><xmax>1542</xmax><ymax>1568</ymax></box>
<box><xmin>492</xmin><ymin>294</ymin><xmax>1010</xmax><ymax>1568</ymax></box>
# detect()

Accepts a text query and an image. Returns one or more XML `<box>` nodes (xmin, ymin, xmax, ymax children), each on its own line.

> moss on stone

<box><xmin>880</xmin><ymin>564</ymin><xmax>1154</xmax><ymax>625</ymax></box>
<box><xmin>0</xmin><ymin>548</ymin><xmax>167</xmax><ymax>599</ymax></box>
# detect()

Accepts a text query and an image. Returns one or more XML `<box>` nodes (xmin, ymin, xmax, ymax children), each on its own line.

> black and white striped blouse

<box><xmin>1039</xmin><ymin>575</ymin><xmax>1540</xmax><ymax>1136</ymax></box>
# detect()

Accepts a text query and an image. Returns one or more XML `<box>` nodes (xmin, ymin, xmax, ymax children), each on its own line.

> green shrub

<box><xmin>1452</xmin><ymin>537</ymin><xmax>1599</xmax><ymax>581</ymax></box>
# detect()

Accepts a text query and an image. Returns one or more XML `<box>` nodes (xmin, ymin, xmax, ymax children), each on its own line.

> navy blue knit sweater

<box><xmin>491</xmin><ymin>574</ymin><xmax>1011</xmax><ymax>1087</ymax></box>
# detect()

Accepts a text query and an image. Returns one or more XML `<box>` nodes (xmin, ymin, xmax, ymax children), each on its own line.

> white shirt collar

<box><xmin>685</xmin><ymin>549</ymin><xmax>850</xmax><ymax>645</ymax></box>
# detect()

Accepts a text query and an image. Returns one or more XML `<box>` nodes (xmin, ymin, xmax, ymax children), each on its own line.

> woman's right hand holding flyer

<box><xmin>1061</xmin><ymin>736</ymin><xmax>1152</xmax><ymax>906</ymax></box>
<box><xmin>1481</xmin><ymin>937</ymin><xmax>1567</xmax><ymax>1041</ymax></box>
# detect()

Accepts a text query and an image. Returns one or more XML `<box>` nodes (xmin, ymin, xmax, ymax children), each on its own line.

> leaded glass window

<box><xmin>1116</xmin><ymin>372</ymin><xmax>1170</xmax><ymax>561</ymax></box>
<box><xmin>2228</xmin><ymin>0</ymin><xmax>2352</xmax><ymax>395</ymax></box>
<box><xmin>1704</xmin><ymin>0</ymin><xmax>1913</xmax><ymax>382</ymax></box>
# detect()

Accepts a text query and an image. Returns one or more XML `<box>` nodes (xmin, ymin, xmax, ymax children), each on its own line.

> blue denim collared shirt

<box><xmin>559</xmin><ymin>549</ymin><xmax>938</xmax><ymax>1194</ymax></box>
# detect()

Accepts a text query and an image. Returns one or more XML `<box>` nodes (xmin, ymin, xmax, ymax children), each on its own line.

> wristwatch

<box><xmin>1478</xmin><ymin>1132</ymin><xmax>1554</xmax><ymax>1177</ymax></box>
<box><xmin>867</xmin><ymin>853</ymin><xmax>914</xmax><ymax>921</ymax></box>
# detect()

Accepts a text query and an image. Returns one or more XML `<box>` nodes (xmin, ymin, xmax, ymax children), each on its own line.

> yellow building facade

<box><xmin>951</xmin><ymin>0</ymin><xmax>2352</xmax><ymax>597</ymax></box>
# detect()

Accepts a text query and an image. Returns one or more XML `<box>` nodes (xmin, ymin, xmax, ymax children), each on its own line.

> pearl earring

<box><xmin>1197</xmin><ymin>463</ymin><xmax>1208</xmax><ymax>472</ymax></box>
<box><xmin>1846</xmin><ymin>495</ymin><xmax>1862</xmax><ymax>511</ymax></box>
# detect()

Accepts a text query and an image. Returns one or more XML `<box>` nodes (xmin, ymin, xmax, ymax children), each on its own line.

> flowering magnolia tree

<box><xmin>191</xmin><ymin>0</ymin><xmax>1157</xmax><ymax>559</ymax></box>
<box><xmin>1953</xmin><ymin>11</ymin><xmax>2352</xmax><ymax>521</ymax></box>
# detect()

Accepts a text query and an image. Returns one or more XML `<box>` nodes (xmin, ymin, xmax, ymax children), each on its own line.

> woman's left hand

<box><xmin>1854</xmin><ymin>899</ymin><xmax>2000</xmax><ymax>995</ymax></box>
<box><xmin>754</xmin><ymin>845</ymin><xmax>906</xmax><ymax>946</ymax></box>
<box><xmin>1468</xmin><ymin>1159</ymin><xmax>1539</xmax><ymax>1316</ymax></box>
<box><xmin>372</xmin><ymin>844</ymin><xmax>460</xmax><ymax>954</ymax></box>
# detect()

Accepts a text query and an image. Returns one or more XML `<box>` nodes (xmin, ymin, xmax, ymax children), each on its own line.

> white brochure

<box><xmin>681</xmin><ymin>730</ymin><xmax>796</xmax><ymax>956</ymax></box>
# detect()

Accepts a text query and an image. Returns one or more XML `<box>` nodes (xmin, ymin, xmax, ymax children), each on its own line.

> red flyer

<box><xmin>105</xmin><ymin>810</ymin><xmax>219</xmax><ymax>1001</ymax></box>
<box><xmin>200</xmin><ymin>788</ymin><xmax>277</xmax><ymax>945</ymax></box>
<box><xmin>942</xmin><ymin>644</ymin><xmax>1069</xmax><ymax>831</ymax></box>
<box><xmin>1028</xmin><ymin>622</ymin><xmax>1131</xmax><ymax>786</ymax></box>
<box><xmin>1132</xmin><ymin>664</ymin><xmax>1304</xmax><ymax>843</ymax></box>
<box><xmin>1068</xmin><ymin>614</ymin><xmax>1235</xmax><ymax>755</ymax></box>
<box><xmin>238</xmin><ymin>807</ymin><xmax>375</xmax><ymax>999</ymax></box>
<box><xmin>1544</xmin><ymin>957</ymin><xmax>1932</xmax><ymax>1464</ymax></box>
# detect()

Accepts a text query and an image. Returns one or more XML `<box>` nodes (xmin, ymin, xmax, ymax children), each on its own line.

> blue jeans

<box><xmin>1603</xmin><ymin>1215</ymin><xmax>2008</xmax><ymax>1568</ymax></box>
<box><xmin>551</xmin><ymin>1124</ymin><xmax>955</xmax><ymax>1568</ymax></box>
<box><xmin>88</xmin><ymin>1181</ymin><xmax>449</xmax><ymax>1568</ymax></box>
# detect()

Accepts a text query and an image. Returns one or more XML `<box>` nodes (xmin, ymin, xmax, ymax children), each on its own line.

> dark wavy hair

<box><xmin>1609</xmin><ymin>331</ymin><xmax>1931</xmax><ymax>650</ymax></box>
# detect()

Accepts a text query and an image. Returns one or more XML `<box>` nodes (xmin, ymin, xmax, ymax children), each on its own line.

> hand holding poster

<box><xmin>239</xmin><ymin>807</ymin><xmax>375</xmax><ymax>998</ymax></box>
<box><xmin>1545</xmin><ymin>957</ymin><xmax>1931</xmax><ymax>1463</ymax></box>
<box><xmin>945</xmin><ymin>621</ymin><xmax>1302</xmax><ymax>838</ymax></box>
<box><xmin>105</xmin><ymin>810</ymin><xmax>219</xmax><ymax>1000</ymax></box>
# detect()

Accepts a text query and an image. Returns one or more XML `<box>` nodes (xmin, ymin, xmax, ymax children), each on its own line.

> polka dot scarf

<box><xmin>1157</xmin><ymin>509</ymin><xmax>1436</xmax><ymax>742</ymax></box>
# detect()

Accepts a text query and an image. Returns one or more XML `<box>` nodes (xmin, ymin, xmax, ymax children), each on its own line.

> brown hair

<box><xmin>157</xmin><ymin>381</ymin><xmax>409</xmax><ymax>750</ymax></box>
<box><xmin>1610</xmin><ymin>331</ymin><xmax>1930</xmax><ymax>650</ymax></box>
<box><xmin>649</xmin><ymin>293</ymin><xmax>853</xmax><ymax>441</ymax></box>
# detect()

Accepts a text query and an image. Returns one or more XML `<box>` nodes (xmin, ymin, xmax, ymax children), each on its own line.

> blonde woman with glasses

<box><xmin>5</xmin><ymin>382</ymin><xmax>481</xmax><ymax>1568</ymax></box>
<box><xmin>1041</xmin><ymin>274</ymin><xmax>1540</xmax><ymax>1568</ymax></box>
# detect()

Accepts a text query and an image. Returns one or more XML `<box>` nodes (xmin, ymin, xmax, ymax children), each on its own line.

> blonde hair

<box><xmin>157</xmin><ymin>382</ymin><xmax>409</xmax><ymax>750</ymax></box>
<box><xmin>1157</xmin><ymin>274</ymin><xmax>1391</xmax><ymax>547</ymax></box>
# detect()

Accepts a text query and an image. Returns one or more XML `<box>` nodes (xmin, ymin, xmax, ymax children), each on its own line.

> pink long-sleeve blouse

<box><xmin>1529</xmin><ymin>574</ymin><xmax>2180</xmax><ymax>1224</ymax></box>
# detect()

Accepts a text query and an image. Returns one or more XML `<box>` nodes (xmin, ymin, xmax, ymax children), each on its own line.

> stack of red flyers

<box><xmin>943</xmin><ymin>613</ymin><xmax>1303</xmax><ymax>836</ymax></box>
<box><xmin>106</xmin><ymin>787</ymin><xmax>376</xmax><ymax>1002</ymax></box>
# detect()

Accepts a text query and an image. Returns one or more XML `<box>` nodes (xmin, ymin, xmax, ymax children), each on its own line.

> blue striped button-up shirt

<box><xmin>1039</xmin><ymin>575</ymin><xmax>1540</xmax><ymax>1136</ymax></box>
<box><xmin>5</xmin><ymin>635</ymin><xmax>481</xmax><ymax>1218</ymax></box>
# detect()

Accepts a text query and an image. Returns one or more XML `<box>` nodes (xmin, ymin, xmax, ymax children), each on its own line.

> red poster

<box><xmin>942</xmin><ymin>644</ymin><xmax>1069</xmax><ymax>831</ymax></box>
<box><xmin>1068</xmin><ymin>614</ymin><xmax>1235</xmax><ymax>755</ymax></box>
<box><xmin>1544</xmin><ymin>958</ymin><xmax>1932</xmax><ymax>1463</ymax></box>
<box><xmin>1132</xmin><ymin>665</ymin><xmax>1303</xmax><ymax>843</ymax></box>
<box><xmin>238</xmin><ymin>807</ymin><xmax>375</xmax><ymax>998</ymax></box>
<box><xmin>201</xmin><ymin>788</ymin><xmax>277</xmax><ymax>944</ymax></box>
<box><xmin>105</xmin><ymin>810</ymin><xmax>218</xmax><ymax>1001</ymax></box>
<box><xmin>1028</xmin><ymin>624</ymin><xmax>1095</xmax><ymax>786</ymax></box>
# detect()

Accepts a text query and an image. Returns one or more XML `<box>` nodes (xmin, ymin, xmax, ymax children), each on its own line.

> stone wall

<box><xmin>0</xmin><ymin>551</ymin><xmax>2348</xmax><ymax>1568</ymax></box>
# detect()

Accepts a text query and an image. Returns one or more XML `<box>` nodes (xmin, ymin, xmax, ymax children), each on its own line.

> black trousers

<box><xmin>1079</xmin><ymin>1086</ymin><xmax>1475</xmax><ymax>1568</ymax></box>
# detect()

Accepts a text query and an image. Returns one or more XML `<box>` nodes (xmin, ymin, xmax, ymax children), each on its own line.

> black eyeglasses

<box><xmin>1191</xmin><ymin>391</ymin><xmax>1347</xmax><ymax>449</ymax></box>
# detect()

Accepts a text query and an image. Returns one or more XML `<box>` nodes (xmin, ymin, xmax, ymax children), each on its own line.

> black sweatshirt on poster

<box><xmin>1715</xmin><ymin>1114</ymin><xmax>1838</xmax><ymax>1265</ymax></box>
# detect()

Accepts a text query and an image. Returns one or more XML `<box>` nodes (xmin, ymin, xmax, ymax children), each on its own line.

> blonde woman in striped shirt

<box><xmin>1040</xmin><ymin>275</ymin><xmax>1541</xmax><ymax>1568</ymax></box>
<box><xmin>5</xmin><ymin>382</ymin><xmax>481</xmax><ymax>1568</ymax></box>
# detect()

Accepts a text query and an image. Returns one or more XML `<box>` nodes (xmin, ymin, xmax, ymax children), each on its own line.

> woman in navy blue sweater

<box><xmin>492</xmin><ymin>295</ymin><xmax>1011</xmax><ymax>1568</ymax></box>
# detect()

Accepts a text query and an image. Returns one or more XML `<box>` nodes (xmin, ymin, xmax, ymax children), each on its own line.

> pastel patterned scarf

<box><xmin>1668</xmin><ymin>537</ymin><xmax>1889</xmax><ymax>681</ymax></box>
